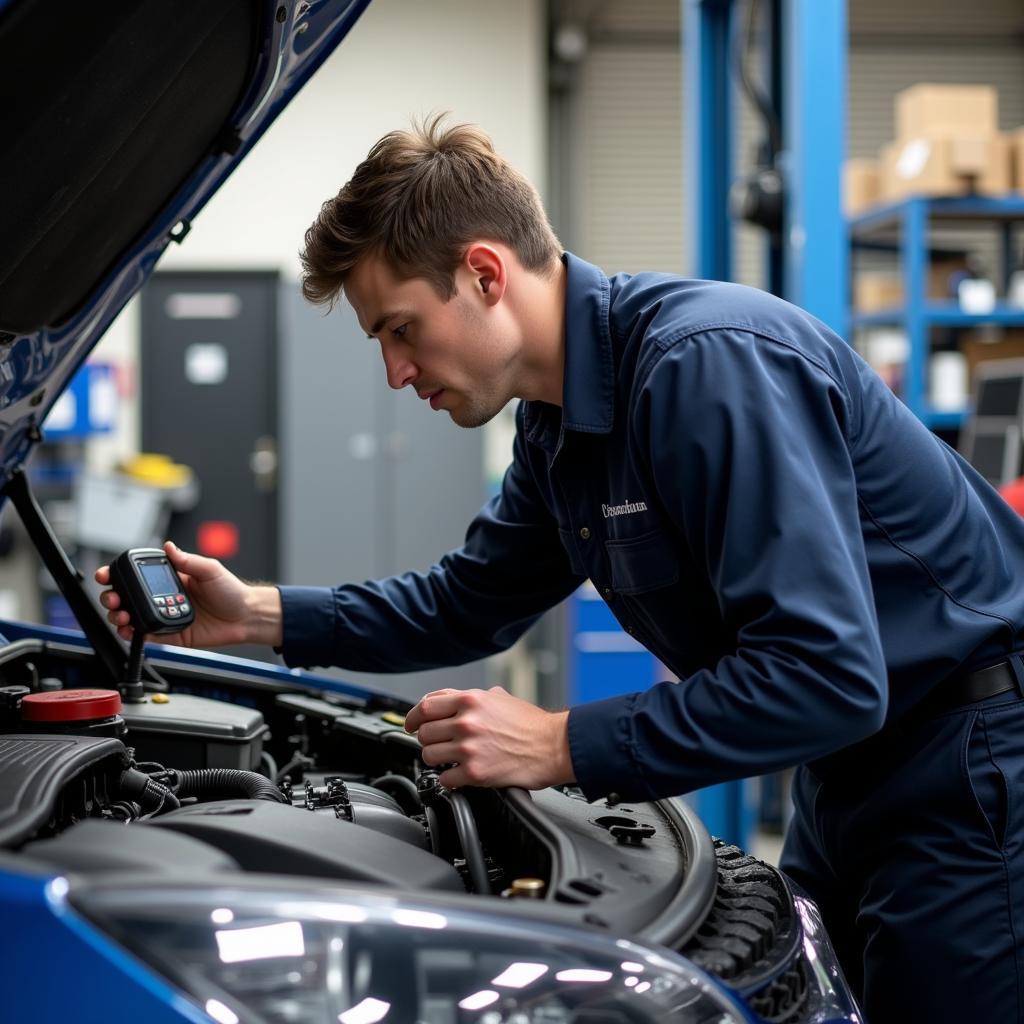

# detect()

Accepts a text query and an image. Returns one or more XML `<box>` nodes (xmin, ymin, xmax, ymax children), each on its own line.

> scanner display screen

<box><xmin>139</xmin><ymin>561</ymin><xmax>177</xmax><ymax>597</ymax></box>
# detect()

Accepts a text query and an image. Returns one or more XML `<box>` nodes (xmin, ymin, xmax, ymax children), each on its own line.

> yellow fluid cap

<box><xmin>509</xmin><ymin>878</ymin><xmax>545</xmax><ymax>898</ymax></box>
<box><xmin>151</xmin><ymin>693</ymin><xmax>171</xmax><ymax>704</ymax></box>
<box><xmin>381</xmin><ymin>711</ymin><xmax>406</xmax><ymax>727</ymax></box>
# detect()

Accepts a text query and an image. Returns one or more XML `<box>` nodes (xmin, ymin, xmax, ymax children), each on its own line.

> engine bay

<box><xmin>0</xmin><ymin>636</ymin><xmax>706</xmax><ymax>931</ymax></box>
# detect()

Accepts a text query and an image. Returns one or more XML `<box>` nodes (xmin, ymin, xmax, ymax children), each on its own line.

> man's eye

<box><xmin>392</xmin><ymin>323</ymin><xmax>409</xmax><ymax>339</ymax></box>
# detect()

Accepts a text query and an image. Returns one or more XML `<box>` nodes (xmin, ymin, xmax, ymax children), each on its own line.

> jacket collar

<box><xmin>524</xmin><ymin>252</ymin><xmax>615</xmax><ymax>451</ymax></box>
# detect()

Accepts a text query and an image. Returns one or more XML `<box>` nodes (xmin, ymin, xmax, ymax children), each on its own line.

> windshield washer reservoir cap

<box><xmin>21</xmin><ymin>688</ymin><xmax>123</xmax><ymax>722</ymax></box>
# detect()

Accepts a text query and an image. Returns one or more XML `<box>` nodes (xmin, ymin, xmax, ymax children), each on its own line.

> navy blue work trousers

<box><xmin>781</xmin><ymin>690</ymin><xmax>1024</xmax><ymax>1022</ymax></box>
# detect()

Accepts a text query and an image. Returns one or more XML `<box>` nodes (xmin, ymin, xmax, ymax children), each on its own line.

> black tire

<box><xmin>680</xmin><ymin>841</ymin><xmax>810</xmax><ymax>1024</ymax></box>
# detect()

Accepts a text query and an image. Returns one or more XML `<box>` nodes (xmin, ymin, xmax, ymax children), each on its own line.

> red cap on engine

<box><xmin>20</xmin><ymin>689</ymin><xmax>123</xmax><ymax>722</ymax></box>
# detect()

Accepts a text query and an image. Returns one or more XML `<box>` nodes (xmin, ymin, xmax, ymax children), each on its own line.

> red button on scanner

<box><xmin>176</xmin><ymin>594</ymin><xmax>186</xmax><ymax>604</ymax></box>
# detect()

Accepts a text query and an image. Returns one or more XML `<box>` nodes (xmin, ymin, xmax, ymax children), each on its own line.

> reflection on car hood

<box><xmin>0</xmin><ymin>0</ymin><xmax>370</xmax><ymax>491</ymax></box>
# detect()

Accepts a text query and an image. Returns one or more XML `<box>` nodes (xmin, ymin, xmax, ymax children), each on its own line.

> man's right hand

<box><xmin>95</xmin><ymin>541</ymin><xmax>283</xmax><ymax>650</ymax></box>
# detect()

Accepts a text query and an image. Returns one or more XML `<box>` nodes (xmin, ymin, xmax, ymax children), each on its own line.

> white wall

<box><xmin>90</xmin><ymin>0</ymin><xmax>546</xmax><ymax>468</ymax></box>
<box><xmin>161</xmin><ymin>0</ymin><xmax>547</xmax><ymax>275</ymax></box>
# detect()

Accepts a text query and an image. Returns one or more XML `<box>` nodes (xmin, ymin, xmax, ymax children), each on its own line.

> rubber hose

<box><xmin>424</xmin><ymin>804</ymin><xmax>443</xmax><ymax>857</ymax></box>
<box><xmin>448</xmin><ymin>791</ymin><xmax>491</xmax><ymax>894</ymax></box>
<box><xmin>174</xmin><ymin>768</ymin><xmax>287</xmax><ymax>804</ymax></box>
<box><xmin>146</xmin><ymin>777</ymin><xmax>180</xmax><ymax>812</ymax></box>
<box><xmin>118</xmin><ymin>768</ymin><xmax>180</xmax><ymax>812</ymax></box>
<box><xmin>370</xmin><ymin>773</ymin><xmax>421</xmax><ymax>814</ymax></box>
<box><xmin>260</xmin><ymin>750</ymin><xmax>279</xmax><ymax>781</ymax></box>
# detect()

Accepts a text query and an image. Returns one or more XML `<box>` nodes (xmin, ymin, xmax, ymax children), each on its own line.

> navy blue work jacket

<box><xmin>279</xmin><ymin>253</ymin><xmax>1024</xmax><ymax>802</ymax></box>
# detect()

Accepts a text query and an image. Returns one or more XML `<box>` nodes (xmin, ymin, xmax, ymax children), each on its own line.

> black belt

<box><xmin>807</xmin><ymin>658</ymin><xmax>1024</xmax><ymax>785</ymax></box>
<box><xmin>918</xmin><ymin>658</ymin><xmax>1023</xmax><ymax>717</ymax></box>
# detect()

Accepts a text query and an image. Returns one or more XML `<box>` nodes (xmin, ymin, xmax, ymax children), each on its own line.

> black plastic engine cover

<box><xmin>149</xmin><ymin>799</ymin><xmax>464</xmax><ymax>891</ymax></box>
<box><xmin>0</xmin><ymin>734</ymin><xmax>127</xmax><ymax>848</ymax></box>
<box><xmin>23</xmin><ymin>818</ymin><xmax>239</xmax><ymax>875</ymax></box>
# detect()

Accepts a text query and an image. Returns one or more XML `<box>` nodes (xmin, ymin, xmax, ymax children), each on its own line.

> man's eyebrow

<box><xmin>366</xmin><ymin>310</ymin><xmax>412</xmax><ymax>338</ymax></box>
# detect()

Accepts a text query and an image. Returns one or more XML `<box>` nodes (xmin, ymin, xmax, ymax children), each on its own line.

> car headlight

<box><xmin>792</xmin><ymin>893</ymin><xmax>863</xmax><ymax>1023</ymax></box>
<box><xmin>73</xmin><ymin>883</ymin><xmax>755</xmax><ymax>1024</ymax></box>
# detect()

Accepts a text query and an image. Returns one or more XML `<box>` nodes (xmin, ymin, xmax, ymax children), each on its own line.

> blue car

<box><xmin>0</xmin><ymin>2</ymin><xmax>861</xmax><ymax>1021</ymax></box>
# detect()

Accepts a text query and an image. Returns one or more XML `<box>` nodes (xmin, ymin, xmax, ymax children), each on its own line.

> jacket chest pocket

<box><xmin>605</xmin><ymin>529</ymin><xmax>680</xmax><ymax>595</ymax></box>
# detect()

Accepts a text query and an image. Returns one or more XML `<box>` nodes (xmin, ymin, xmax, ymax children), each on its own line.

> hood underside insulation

<box><xmin>0</xmin><ymin>0</ymin><xmax>259</xmax><ymax>335</ymax></box>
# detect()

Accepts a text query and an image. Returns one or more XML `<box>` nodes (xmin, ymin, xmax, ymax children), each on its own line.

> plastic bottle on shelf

<box><xmin>953</xmin><ymin>257</ymin><xmax>996</xmax><ymax>314</ymax></box>
<box><xmin>930</xmin><ymin>351</ymin><xmax>968</xmax><ymax>412</ymax></box>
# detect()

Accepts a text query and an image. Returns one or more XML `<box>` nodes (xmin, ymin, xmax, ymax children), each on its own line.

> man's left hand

<box><xmin>404</xmin><ymin>686</ymin><xmax>576</xmax><ymax>791</ymax></box>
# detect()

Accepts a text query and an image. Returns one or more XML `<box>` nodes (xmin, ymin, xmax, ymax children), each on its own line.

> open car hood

<box><xmin>0</xmin><ymin>0</ymin><xmax>370</xmax><ymax>490</ymax></box>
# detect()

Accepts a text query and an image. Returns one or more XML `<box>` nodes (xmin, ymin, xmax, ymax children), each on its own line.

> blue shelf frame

<box><xmin>850</xmin><ymin>195</ymin><xmax>1024</xmax><ymax>234</ymax></box>
<box><xmin>851</xmin><ymin>304</ymin><xmax>1024</xmax><ymax>329</ymax></box>
<box><xmin>849</xmin><ymin>195</ymin><xmax>1024</xmax><ymax>429</ymax></box>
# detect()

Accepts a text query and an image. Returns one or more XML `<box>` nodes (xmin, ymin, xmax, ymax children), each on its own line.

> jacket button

<box><xmin>579</xmin><ymin>527</ymin><xmax>591</xmax><ymax>540</ymax></box>
<box><xmin>603</xmin><ymin>586</ymin><xmax>612</xmax><ymax>597</ymax></box>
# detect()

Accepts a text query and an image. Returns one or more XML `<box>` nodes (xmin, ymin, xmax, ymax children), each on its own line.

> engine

<box><xmin>0</xmin><ymin>655</ymin><xmax>544</xmax><ymax>898</ymax></box>
<box><xmin>0</xmin><ymin>728</ymin><xmax>467</xmax><ymax>891</ymax></box>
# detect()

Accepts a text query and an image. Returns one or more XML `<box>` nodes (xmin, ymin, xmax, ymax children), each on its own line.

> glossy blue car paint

<box><xmin>0</xmin><ymin>866</ymin><xmax>210</xmax><ymax>1022</ymax></box>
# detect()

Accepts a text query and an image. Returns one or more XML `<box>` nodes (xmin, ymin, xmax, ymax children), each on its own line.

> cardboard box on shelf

<box><xmin>854</xmin><ymin>273</ymin><xmax>903</xmax><ymax>312</ymax></box>
<box><xmin>845</xmin><ymin>158</ymin><xmax>881</xmax><ymax>217</ymax></box>
<box><xmin>896</xmin><ymin>84</ymin><xmax>998</xmax><ymax>142</ymax></box>
<box><xmin>961</xmin><ymin>329</ymin><xmax>1024</xmax><ymax>384</ymax></box>
<box><xmin>949</xmin><ymin>136</ymin><xmax>990</xmax><ymax>176</ymax></box>
<box><xmin>1011</xmin><ymin>129</ymin><xmax>1024</xmax><ymax>192</ymax></box>
<box><xmin>853</xmin><ymin>256</ymin><xmax>970</xmax><ymax>313</ymax></box>
<box><xmin>880</xmin><ymin>134</ymin><xmax>1012</xmax><ymax>203</ymax></box>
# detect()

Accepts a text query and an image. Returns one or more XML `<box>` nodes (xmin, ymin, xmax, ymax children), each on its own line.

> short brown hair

<box><xmin>300</xmin><ymin>115</ymin><xmax>561</xmax><ymax>308</ymax></box>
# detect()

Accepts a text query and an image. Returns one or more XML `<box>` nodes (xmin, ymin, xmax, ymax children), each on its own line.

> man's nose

<box><xmin>382</xmin><ymin>346</ymin><xmax>417</xmax><ymax>390</ymax></box>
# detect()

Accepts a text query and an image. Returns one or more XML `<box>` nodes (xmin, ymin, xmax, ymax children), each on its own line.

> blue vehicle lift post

<box><xmin>681</xmin><ymin>0</ymin><xmax>848</xmax><ymax>847</ymax></box>
<box><xmin>781</xmin><ymin>0</ymin><xmax>848</xmax><ymax>333</ymax></box>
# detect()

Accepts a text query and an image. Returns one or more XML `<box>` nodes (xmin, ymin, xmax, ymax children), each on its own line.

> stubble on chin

<box><xmin>448</xmin><ymin>392</ymin><xmax>511</xmax><ymax>429</ymax></box>
<box><xmin>450</xmin><ymin>405</ymin><xmax>495</xmax><ymax>429</ymax></box>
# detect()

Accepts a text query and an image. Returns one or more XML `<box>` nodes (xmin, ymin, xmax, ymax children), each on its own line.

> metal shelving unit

<box><xmin>849</xmin><ymin>196</ymin><xmax>1024</xmax><ymax>430</ymax></box>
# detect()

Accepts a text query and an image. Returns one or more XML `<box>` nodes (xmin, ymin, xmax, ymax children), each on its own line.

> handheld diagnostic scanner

<box><xmin>109</xmin><ymin>548</ymin><xmax>195</xmax><ymax>635</ymax></box>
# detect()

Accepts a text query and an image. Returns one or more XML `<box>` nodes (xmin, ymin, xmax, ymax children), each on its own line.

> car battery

<box><xmin>120</xmin><ymin>693</ymin><xmax>266</xmax><ymax>770</ymax></box>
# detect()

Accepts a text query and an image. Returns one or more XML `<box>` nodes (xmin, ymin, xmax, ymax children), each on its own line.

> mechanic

<box><xmin>98</xmin><ymin>118</ymin><xmax>1024</xmax><ymax>1022</ymax></box>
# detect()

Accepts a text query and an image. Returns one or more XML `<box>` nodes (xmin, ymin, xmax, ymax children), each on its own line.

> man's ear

<box><xmin>464</xmin><ymin>243</ymin><xmax>507</xmax><ymax>306</ymax></box>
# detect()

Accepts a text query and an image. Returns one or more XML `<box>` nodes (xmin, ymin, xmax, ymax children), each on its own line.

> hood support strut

<box><xmin>3</xmin><ymin>467</ymin><xmax>133</xmax><ymax>687</ymax></box>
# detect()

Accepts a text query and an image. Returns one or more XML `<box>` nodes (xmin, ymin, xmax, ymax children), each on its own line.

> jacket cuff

<box><xmin>277</xmin><ymin>585</ymin><xmax>337</xmax><ymax>669</ymax></box>
<box><xmin>568</xmin><ymin>693</ymin><xmax>655</xmax><ymax>803</ymax></box>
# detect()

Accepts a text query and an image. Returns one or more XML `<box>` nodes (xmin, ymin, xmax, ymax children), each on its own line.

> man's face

<box><xmin>346</xmin><ymin>253</ymin><xmax>519</xmax><ymax>428</ymax></box>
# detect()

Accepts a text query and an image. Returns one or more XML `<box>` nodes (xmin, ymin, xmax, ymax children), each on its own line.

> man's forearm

<box><xmin>245</xmin><ymin>585</ymin><xmax>284</xmax><ymax>647</ymax></box>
